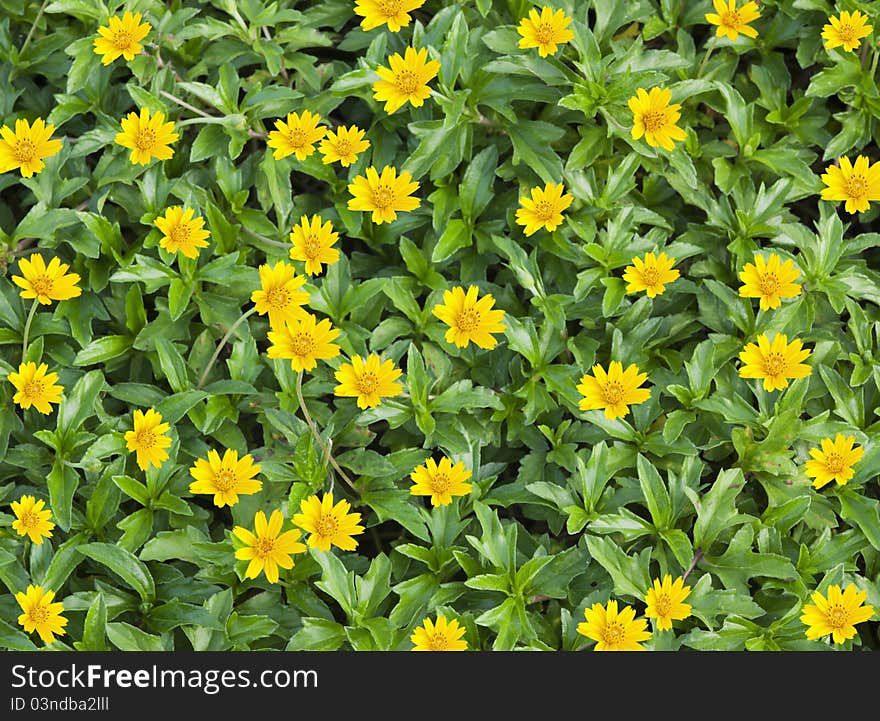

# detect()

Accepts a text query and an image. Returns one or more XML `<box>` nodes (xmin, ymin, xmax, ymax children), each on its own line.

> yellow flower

<box><xmin>737</xmin><ymin>333</ymin><xmax>812</xmax><ymax>391</ymax></box>
<box><xmin>822</xmin><ymin>10</ymin><xmax>872</xmax><ymax>52</ymax></box>
<box><xmin>115</xmin><ymin>108</ymin><xmax>179</xmax><ymax>166</ymax></box>
<box><xmin>333</xmin><ymin>353</ymin><xmax>403</xmax><ymax>409</ymax></box>
<box><xmin>154</xmin><ymin>206</ymin><xmax>211</xmax><ymax>259</ymax></box>
<box><xmin>319</xmin><ymin>124</ymin><xmax>370</xmax><ymax>167</ymax></box>
<box><xmin>514</xmin><ymin>182</ymin><xmax>573</xmax><ymax>237</ymax></box>
<box><xmin>124</xmin><ymin>408</ymin><xmax>172</xmax><ymax>471</ymax></box>
<box><xmin>372</xmin><ymin>46</ymin><xmax>441</xmax><ymax>114</ymax></box>
<box><xmin>266</xmin><ymin>313</ymin><xmax>341</xmax><ymax>372</ymax></box>
<box><xmin>576</xmin><ymin>361</ymin><xmax>651</xmax><ymax>420</ymax></box>
<box><xmin>354</xmin><ymin>0</ymin><xmax>425</xmax><ymax>32</ymax></box>
<box><xmin>801</xmin><ymin>584</ymin><xmax>874</xmax><ymax>645</ymax></box>
<box><xmin>8</xmin><ymin>362</ymin><xmax>64</xmax><ymax>415</ymax></box>
<box><xmin>517</xmin><ymin>6</ymin><xmax>574</xmax><ymax>58</ymax></box>
<box><xmin>250</xmin><ymin>260</ymin><xmax>311</xmax><ymax>330</ymax></box>
<box><xmin>347</xmin><ymin>165</ymin><xmax>420</xmax><ymax>224</ymax></box>
<box><xmin>738</xmin><ymin>253</ymin><xmax>802</xmax><ymax>311</ymax></box>
<box><xmin>411</xmin><ymin>615</ymin><xmax>468</xmax><ymax>651</ymax></box>
<box><xmin>705</xmin><ymin>0</ymin><xmax>760</xmax><ymax>41</ymax></box>
<box><xmin>577</xmin><ymin>599</ymin><xmax>652</xmax><ymax>651</ymax></box>
<box><xmin>0</xmin><ymin>118</ymin><xmax>63</xmax><ymax>178</ymax></box>
<box><xmin>11</xmin><ymin>253</ymin><xmax>81</xmax><ymax>305</ymax></box>
<box><xmin>266</xmin><ymin>110</ymin><xmax>325</xmax><ymax>161</ymax></box>
<box><xmin>431</xmin><ymin>285</ymin><xmax>506</xmax><ymax>349</ymax></box>
<box><xmin>10</xmin><ymin>495</ymin><xmax>55</xmax><ymax>545</ymax></box>
<box><xmin>188</xmin><ymin>448</ymin><xmax>263</xmax><ymax>508</ymax></box>
<box><xmin>410</xmin><ymin>457</ymin><xmax>473</xmax><ymax>507</ymax></box>
<box><xmin>16</xmin><ymin>584</ymin><xmax>67</xmax><ymax>645</ymax></box>
<box><xmin>628</xmin><ymin>87</ymin><xmax>687</xmax><ymax>152</ymax></box>
<box><xmin>288</xmin><ymin>214</ymin><xmax>340</xmax><ymax>276</ymax></box>
<box><xmin>622</xmin><ymin>252</ymin><xmax>680</xmax><ymax>298</ymax></box>
<box><xmin>644</xmin><ymin>575</ymin><xmax>692</xmax><ymax>631</ymax></box>
<box><xmin>92</xmin><ymin>10</ymin><xmax>151</xmax><ymax>65</ymax></box>
<box><xmin>293</xmin><ymin>492</ymin><xmax>365</xmax><ymax>552</ymax></box>
<box><xmin>820</xmin><ymin>155</ymin><xmax>880</xmax><ymax>214</ymax></box>
<box><xmin>804</xmin><ymin>434</ymin><xmax>864</xmax><ymax>490</ymax></box>
<box><xmin>232</xmin><ymin>509</ymin><xmax>307</xmax><ymax>584</ymax></box>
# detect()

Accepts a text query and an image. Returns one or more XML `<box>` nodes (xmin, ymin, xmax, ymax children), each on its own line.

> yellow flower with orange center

<box><xmin>515</xmin><ymin>182</ymin><xmax>573</xmax><ymax>236</ymax></box>
<box><xmin>804</xmin><ymin>434</ymin><xmax>864</xmax><ymax>490</ymax></box>
<box><xmin>622</xmin><ymin>252</ymin><xmax>680</xmax><ymax>298</ymax></box>
<box><xmin>93</xmin><ymin>11</ymin><xmax>151</xmax><ymax>65</ymax></box>
<box><xmin>288</xmin><ymin>214</ymin><xmax>340</xmax><ymax>276</ymax></box>
<box><xmin>188</xmin><ymin>448</ymin><xmax>263</xmax><ymax>508</ymax></box>
<box><xmin>738</xmin><ymin>333</ymin><xmax>812</xmax><ymax>391</ymax></box>
<box><xmin>577</xmin><ymin>599</ymin><xmax>652</xmax><ymax>651</ymax></box>
<box><xmin>233</xmin><ymin>509</ymin><xmax>307</xmax><ymax>584</ymax></box>
<box><xmin>115</xmin><ymin>108</ymin><xmax>179</xmax><ymax>165</ymax></box>
<box><xmin>822</xmin><ymin>10</ymin><xmax>872</xmax><ymax>52</ymax></box>
<box><xmin>354</xmin><ymin>0</ymin><xmax>425</xmax><ymax>32</ymax></box>
<box><xmin>333</xmin><ymin>353</ymin><xmax>403</xmax><ymax>409</ymax></box>
<box><xmin>347</xmin><ymin>165</ymin><xmax>420</xmax><ymax>224</ymax></box>
<box><xmin>267</xmin><ymin>110</ymin><xmax>326</xmax><ymax>161</ymax></box>
<box><xmin>517</xmin><ymin>6</ymin><xmax>574</xmax><ymax>57</ymax></box>
<box><xmin>705</xmin><ymin>0</ymin><xmax>760</xmax><ymax>41</ymax></box>
<box><xmin>431</xmin><ymin>285</ymin><xmax>506</xmax><ymax>349</ymax></box>
<box><xmin>319</xmin><ymin>124</ymin><xmax>370</xmax><ymax>167</ymax></box>
<box><xmin>266</xmin><ymin>313</ymin><xmax>341</xmax><ymax>372</ymax></box>
<box><xmin>8</xmin><ymin>362</ymin><xmax>64</xmax><ymax>415</ymax></box>
<box><xmin>16</xmin><ymin>585</ymin><xmax>68</xmax><ymax>645</ymax></box>
<box><xmin>154</xmin><ymin>206</ymin><xmax>211</xmax><ymax>259</ymax></box>
<box><xmin>10</xmin><ymin>495</ymin><xmax>55</xmax><ymax>545</ymax></box>
<box><xmin>411</xmin><ymin>615</ymin><xmax>468</xmax><ymax>651</ymax></box>
<box><xmin>11</xmin><ymin>253</ymin><xmax>81</xmax><ymax>305</ymax></box>
<box><xmin>820</xmin><ymin>155</ymin><xmax>880</xmax><ymax>214</ymax></box>
<box><xmin>629</xmin><ymin>87</ymin><xmax>687</xmax><ymax>152</ymax></box>
<box><xmin>801</xmin><ymin>584</ymin><xmax>874</xmax><ymax>645</ymax></box>
<box><xmin>250</xmin><ymin>260</ymin><xmax>311</xmax><ymax>330</ymax></box>
<box><xmin>293</xmin><ymin>492</ymin><xmax>365</xmax><ymax>552</ymax></box>
<box><xmin>124</xmin><ymin>408</ymin><xmax>172</xmax><ymax>471</ymax></box>
<box><xmin>372</xmin><ymin>46</ymin><xmax>441</xmax><ymax>114</ymax></box>
<box><xmin>409</xmin><ymin>457</ymin><xmax>473</xmax><ymax>506</ymax></box>
<box><xmin>0</xmin><ymin>118</ymin><xmax>63</xmax><ymax>177</ymax></box>
<box><xmin>738</xmin><ymin>253</ymin><xmax>801</xmax><ymax>311</ymax></box>
<box><xmin>644</xmin><ymin>575</ymin><xmax>692</xmax><ymax>631</ymax></box>
<box><xmin>576</xmin><ymin>361</ymin><xmax>651</xmax><ymax>420</ymax></box>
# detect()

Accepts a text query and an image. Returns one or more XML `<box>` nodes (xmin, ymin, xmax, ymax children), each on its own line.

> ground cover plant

<box><xmin>0</xmin><ymin>0</ymin><xmax>879</xmax><ymax>653</ymax></box>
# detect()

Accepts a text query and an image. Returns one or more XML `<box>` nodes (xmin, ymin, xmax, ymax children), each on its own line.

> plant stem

<box><xmin>197</xmin><ymin>307</ymin><xmax>256</xmax><ymax>388</ymax></box>
<box><xmin>241</xmin><ymin>225</ymin><xmax>290</xmax><ymax>249</ymax></box>
<box><xmin>695</xmin><ymin>37</ymin><xmax>718</xmax><ymax>79</ymax></box>
<box><xmin>681</xmin><ymin>548</ymin><xmax>704</xmax><ymax>582</ymax></box>
<box><xmin>295</xmin><ymin>371</ymin><xmax>357</xmax><ymax>492</ymax></box>
<box><xmin>159</xmin><ymin>90</ymin><xmax>215</xmax><ymax>119</ymax></box>
<box><xmin>21</xmin><ymin>299</ymin><xmax>39</xmax><ymax>359</ymax></box>
<box><xmin>20</xmin><ymin>0</ymin><xmax>50</xmax><ymax>57</ymax></box>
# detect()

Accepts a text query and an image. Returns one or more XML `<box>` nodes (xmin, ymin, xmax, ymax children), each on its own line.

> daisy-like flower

<box><xmin>266</xmin><ymin>110</ymin><xmax>325</xmax><ymax>161</ymax></box>
<box><xmin>124</xmin><ymin>408</ymin><xmax>172</xmax><ymax>471</ymax></box>
<box><xmin>517</xmin><ymin>6</ymin><xmax>575</xmax><ymax>58</ymax></box>
<box><xmin>333</xmin><ymin>353</ymin><xmax>403</xmax><ymax>409</ymax></box>
<box><xmin>250</xmin><ymin>260</ymin><xmax>311</xmax><ymax>330</ymax></box>
<box><xmin>820</xmin><ymin>155</ymin><xmax>880</xmax><ymax>214</ymax></box>
<box><xmin>705</xmin><ymin>0</ymin><xmax>760</xmax><ymax>41</ymax></box>
<box><xmin>738</xmin><ymin>333</ymin><xmax>812</xmax><ymax>391</ymax></box>
<box><xmin>514</xmin><ymin>182</ymin><xmax>573</xmax><ymax>237</ymax></box>
<box><xmin>0</xmin><ymin>118</ymin><xmax>63</xmax><ymax>178</ymax></box>
<box><xmin>188</xmin><ymin>448</ymin><xmax>263</xmax><ymax>508</ymax></box>
<box><xmin>354</xmin><ymin>0</ymin><xmax>424</xmax><ymax>32</ymax></box>
<box><xmin>288</xmin><ymin>214</ymin><xmax>340</xmax><ymax>276</ymax></box>
<box><xmin>411</xmin><ymin>615</ymin><xmax>468</xmax><ymax>651</ymax></box>
<box><xmin>622</xmin><ymin>252</ymin><xmax>680</xmax><ymax>298</ymax></box>
<box><xmin>804</xmin><ymin>434</ymin><xmax>864</xmax><ymax>490</ymax></box>
<box><xmin>738</xmin><ymin>253</ymin><xmax>802</xmax><ymax>311</ymax></box>
<box><xmin>8</xmin><ymin>362</ymin><xmax>64</xmax><ymax>415</ymax></box>
<box><xmin>431</xmin><ymin>285</ymin><xmax>506</xmax><ymax>349</ymax></box>
<box><xmin>372</xmin><ymin>46</ymin><xmax>441</xmax><ymax>114</ymax></box>
<box><xmin>10</xmin><ymin>495</ymin><xmax>55</xmax><ymax>545</ymax></box>
<box><xmin>576</xmin><ymin>361</ymin><xmax>651</xmax><ymax>421</ymax></box>
<box><xmin>822</xmin><ymin>10</ymin><xmax>872</xmax><ymax>52</ymax></box>
<box><xmin>11</xmin><ymin>253</ymin><xmax>81</xmax><ymax>305</ymax></box>
<box><xmin>628</xmin><ymin>87</ymin><xmax>687</xmax><ymax>152</ymax></box>
<box><xmin>232</xmin><ymin>509</ymin><xmax>307</xmax><ymax>584</ymax></box>
<box><xmin>410</xmin><ymin>457</ymin><xmax>473</xmax><ymax>507</ymax></box>
<box><xmin>293</xmin><ymin>492</ymin><xmax>365</xmax><ymax>552</ymax></box>
<box><xmin>319</xmin><ymin>125</ymin><xmax>370</xmax><ymax>167</ymax></box>
<box><xmin>644</xmin><ymin>575</ymin><xmax>692</xmax><ymax>632</ymax></box>
<box><xmin>16</xmin><ymin>585</ymin><xmax>67</xmax><ymax>645</ymax></box>
<box><xmin>577</xmin><ymin>599</ymin><xmax>652</xmax><ymax>651</ymax></box>
<box><xmin>154</xmin><ymin>206</ymin><xmax>211</xmax><ymax>259</ymax></box>
<box><xmin>347</xmin><ymin>165</ymin><xmax>420</xmax><ymax>224</ymax></box>
<box><xmin>801</xmin><ymin>584</ymin><xmax>874</xmax><ymax>645</ymax></box>
<box><xmin>266</xmin><ymin>313</ymin><xmax>341</xmax><ymax>372</ymax></box>
<box><xmin>115</xmin><ymin>108</ymin><xmax>179</xmax><ymax>166</ymax></box>
<box><xmin>92</xmin><ymin>10</ymin><xmax>151</xmax><ymax>65</ymax></box>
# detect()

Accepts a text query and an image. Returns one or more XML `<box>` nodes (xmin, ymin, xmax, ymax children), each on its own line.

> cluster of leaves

<box><xmin>1</xmin><ymin>0</ymin><xmax>879</xmax><ymax>651</ymax></box>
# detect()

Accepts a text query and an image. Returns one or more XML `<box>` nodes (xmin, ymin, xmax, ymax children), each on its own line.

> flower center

<box><xmin>112</xmin><ymin>28</ymin><xmax>134</xmax><ymax>49</ymax></box>
<box><xmin>428</xmin><ymin>632</ymin><xmax>449</xmax><ymax>650</ymax></box>
<box><xmin>824</xmin><ymin>452</ymin><xmax>846</xmax><ymax>475</ymax></box>
<box><xmin>29</xmin><ymin>276</ymin><xmax>53</xmax><ymax>297</ymax></box>
<box><xmin>642</xmin><ymin>110</ymin><xmax>666</xmax><ymax>133</ymax></box>
<box><xmin>356</xmin><ymin>371</ymin><xmax>380</xmax><ymax>397</ymax></box>
<box><xmin>22</xmin><ymin>380</ymin><xmax>46</xmax><ymax>401</ymax></box>
<box><xmin>265</xmin><ymin>286</ymin><xmax>291</xmax><ymax>310</ymax></box>
<box><xmin>28</xmin><ymin>605</ymin><xmax>50</xmax><ymax>625</ymax></box>
<box><xmin>214</xmin><ymin>469</ymin><xmax>237</xmax><ymax>492</ymax></box>
<box><xmin>721</xmin><ymin>10</ymin><xmax>742</xmax><ymax>29</ymax></box>
<box><xmin>372</xmin><ymin>185</ymin><xmax>396</xmax><ymax>209</ymax></box>
<box><xmin>255</xmin><ymin>537</ymin><xmax>275</xmax><ymax>558</ymax></box>
<box><xmin>315</xmin><ymin>513</ymin><xmax>339</xmax><ymax>538</ymax></box>
<box><xmin>170</xmin><ymin>223</ymin><xmax>191</xmax><ymax>245</ymax></box>
<box><xmin>19</xmin><ymin>510</ymin><xmax>40</xmax><ymax>530</ymax></box>
<box><xmin>395</xmin><ymin>70</ymin><xmax>421</xmax><ymax>96</ymax></box>
<box><xmin>827</xmin><ymin>604</ymin><xmax>848</xmax><ymax>629</ymax></box>
<box><xmin>135</xmin><ymin>128</ymin><xmax>157</xmax><ymax>151</ymax></box>
<box><xmin>602</xmin><ymin>621</ymin><xmax>626</xmax><ymax>646</ymax></box>
<box><xmin>135</xmin><ymin>430</ymin><xmax>156</xmax><ymax>449</ymax></box>
<box><xmin>763</xmin><ymin>352</ymin><xmax>787</xmax><ymax>377</ymax></box>
<box><xmin>601</xmin><ymin>381</ymin><xmax>625</xmax><ymax>406</ymax></box>
<box><xmin>302</xmin><ymin>235</ymin><xmax>323</xmax><ymax>259</ymax></box>
<box><xmin>287</xmin><ymin>128</ymin><xmax>308</xmax><ymax>149</ymax></box>
<box><xmin>534</xmin><ymin>199</ymin><xmax>557</xmax><ymax>221</ymax></box>
<box><xmin>655</xmin><ymin>595</ymin><xmax>672</xmax><ymax>617</ymax></box>
<box><xmin>14</xmin><ymin>139</ymin><xmax>36</xmax><ymax>164</ymax></box>
<box><xmin>290</xmin><ymin>332</ymin><xmax>316</xmax><ymax>357</ymax></box>
<box><xmin>333</xmin><ymin>139</ymin><xmax>352</xmax><ymax>157</ymax></box>
<box><xmin>836</xmin><ymin>23</ymin><xmax>858</xmax><ymax>43</ymax></box>
<box><xmin>455</xmin><ymin>308</ymin><xmax>481</xmax><ymax>333</ymax></box>
<box><xmin>379</xmin><ymin>0</ymin><xmax>402</xmax><ymax>16</ymax></box>
<box><xmin>758</xmin><ymin>272</ymin><xmax>780</xmax><ymax>297</ymax></box>
<box><xmin>844</xmin><ymin>174</ymin><xmax>868</xmax><ymax>200</ymax></box>
<box><xmin>641</xmin><ymin>267</ymin><xmax>661</xmax><ymax>287</ymax></box>
<box><xmin>430</xmin><ymin>472</ymin><xmax>452</xmax><ymax>495</ymax></box>
<box><xmin>535</xmin><ymin>22</ymin><xmax>556</xmax><ymax>45</ymax></box>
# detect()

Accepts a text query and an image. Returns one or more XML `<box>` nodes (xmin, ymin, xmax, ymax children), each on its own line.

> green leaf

<box><xmin>77</xmin><ymin>542</ymin><xmax>156</xmax><ymax>603</ymax></box>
